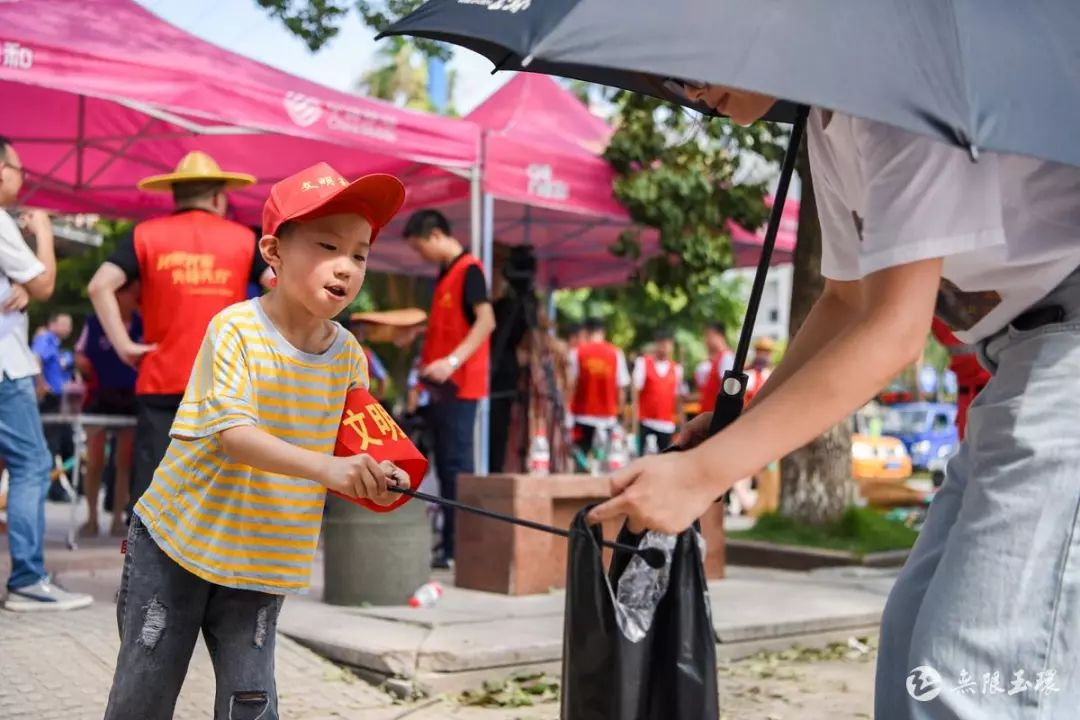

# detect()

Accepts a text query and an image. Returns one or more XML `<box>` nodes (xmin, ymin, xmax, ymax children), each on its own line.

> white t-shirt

<box><xmin>809</xmin><ymin>108</ymin><xmax>1080</xmax><ymax>343</ymax></box>
<box><xmin>0</xmin><ymin>210</ymin><xmax>45</xmax><ymax>380</ymax></box>
<box><xmin>567</xmin><ymin>344</ymin><xmax>631</xmax><ymax>427</ymax></box>
<box><xmin>633</xmin><ymin>356</ymin><xmax>685</xmax><ymax>433</ymax></box>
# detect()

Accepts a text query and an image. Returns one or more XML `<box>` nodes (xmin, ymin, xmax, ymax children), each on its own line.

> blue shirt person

<box><xmin>31</xmin><ymin>313</ymin><xmax>73</xmax><ymax>396</ymax></box>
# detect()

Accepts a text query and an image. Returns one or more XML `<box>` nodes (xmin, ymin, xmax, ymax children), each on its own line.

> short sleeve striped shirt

<box><xmin>134</xmin><ymin>298</ymin><xmax>368</xmax><ymax>594</ymax></box>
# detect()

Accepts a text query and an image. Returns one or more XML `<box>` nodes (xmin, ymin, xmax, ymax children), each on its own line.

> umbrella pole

<box><xmin>708</xmin><ymin>105</ymin><xmax>810</xmax><ymax>437</ymax></box>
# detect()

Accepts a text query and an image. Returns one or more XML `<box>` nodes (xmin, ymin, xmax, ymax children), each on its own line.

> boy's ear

<box><xmin>259</xmin><ymin>234</ymin><xmax>281</xmax><ymax>270</ymax></box>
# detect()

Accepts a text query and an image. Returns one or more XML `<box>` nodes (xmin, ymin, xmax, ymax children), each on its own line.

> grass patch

<box><xmin>728</xmin><ymin>507</ymin><xmax>919</xmax><ymax>556</ymax></box>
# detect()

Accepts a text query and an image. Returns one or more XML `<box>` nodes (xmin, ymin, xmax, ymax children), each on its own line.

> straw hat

<box><xmin>753</xmin><ymin>336</ymin><xmax>776</xmax><ymax>353</ymax></box>
<box><xmin>350</xmin><ymin>308</ymin><xmax>428</xmax><ymax>328</ymax></box>
<box><xmin>138</xmin><ymin>151</ymin><xmax>256</xmax><ymax>192</ymax></box>
<box><xmin>350</xmin><ymin>309</ymin><xmax>428</xmax><ymax>344</ymax></box>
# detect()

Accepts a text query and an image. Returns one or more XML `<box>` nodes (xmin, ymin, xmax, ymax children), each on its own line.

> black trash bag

<box><xmin>561</xmin><ymin>506</ymin><xmax>718</xmax><ymax>720</ymax></box>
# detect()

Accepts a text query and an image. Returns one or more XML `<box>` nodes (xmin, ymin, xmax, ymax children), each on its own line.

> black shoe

<box><xmin>431</xmin><ymin>554</ymin><xmax>454</xmax><ymax>570</ymax></box>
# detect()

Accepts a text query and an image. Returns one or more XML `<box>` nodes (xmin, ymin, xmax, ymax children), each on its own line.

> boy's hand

<box><xmin>321</xmin><ymin>455</ymin><xmax>407</xmax><ymax>506</ymax></box>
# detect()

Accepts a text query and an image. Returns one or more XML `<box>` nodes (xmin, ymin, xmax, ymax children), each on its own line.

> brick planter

<box><xmin>455</xmin><ymin>473</ymin><xmax>726</xmax><ymax>595</ymax></box>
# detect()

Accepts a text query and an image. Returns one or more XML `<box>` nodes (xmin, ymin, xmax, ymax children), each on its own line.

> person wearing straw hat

<box><xmin>88</xmin><ymin>151</ymin><xmax>273</xmax><ymax>514</ymax></box>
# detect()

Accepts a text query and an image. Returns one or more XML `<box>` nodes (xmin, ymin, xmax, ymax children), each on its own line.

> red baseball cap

<box><xmin>262</xmin><ymin>162</ymin><xmax>406</xmax><ymax>242</ymax></box>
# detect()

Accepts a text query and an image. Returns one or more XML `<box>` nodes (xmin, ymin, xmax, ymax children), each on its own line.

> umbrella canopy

<box><xmin>383</xmin><ymin>0</ymin><xmax>1080</xmax><ymax>167</ymax></box>
<box><xmin>0</xmin><ymin>0</ymin><xmax>480</xmax><ymax>227</ymax></box>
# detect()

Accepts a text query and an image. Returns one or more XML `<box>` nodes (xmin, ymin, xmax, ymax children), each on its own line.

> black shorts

<box><xmin>86</xmin><ymin>388</ymin><xmax>137</xmax><ymax>416</ymax></box>
<box><xmin>130</xmin><ymin>394</ymin><xmax>183</xmax><ymax>513</ymax></box>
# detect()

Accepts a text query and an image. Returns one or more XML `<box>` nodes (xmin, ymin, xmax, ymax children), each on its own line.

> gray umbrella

<box><xmin>381</xmin><ymin>0</ymin><xmax>1078</xmax><ymax>434</ymax></box>
<box><xmin>383</xmin><ymin>0</ymin><xmax>1080</xmax><ymax>166</ymax></box>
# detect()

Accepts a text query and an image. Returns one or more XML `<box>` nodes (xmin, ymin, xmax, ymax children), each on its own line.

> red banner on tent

<box><xmin>331</xmin><ymin>387</ymin><xmax>427</xmax><ymax>512</ymax></box>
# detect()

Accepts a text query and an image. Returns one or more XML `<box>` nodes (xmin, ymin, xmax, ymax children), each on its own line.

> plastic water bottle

<box><xmin>606</xmin><ymin>426</ymin><xmax>630</xmax><ymax>472</ymax></box>
<box><xmin>590</xmin><ymin>427</ymin><xmax>609</xmax><ymax>476</ymax></box>
<box><xmin>528</xmin><ymin>432</ymin><xmax>551</xmax><ymax>476</ymax></box>
<box><xmin>408</xmin><ymin>581</ymin><xmax>444</xmax><ymax>608</ymax></box>
<box><xmin>644</xmin><ymin>433</ymin><xmax>660</xmax><ymax>456</ymax></box>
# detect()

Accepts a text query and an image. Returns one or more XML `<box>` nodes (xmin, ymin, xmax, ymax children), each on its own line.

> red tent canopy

<box><xmin>0</xmin><ymin>0</ymin><xmax>480</xmax><ymax>247</ymax></box>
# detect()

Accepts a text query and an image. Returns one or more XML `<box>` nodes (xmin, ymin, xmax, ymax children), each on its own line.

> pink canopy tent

<box><xmin>378</xmin><ymin>74</ymin><xmax>795</xmax><ymax>284</ymax></box>
<box><xmin>730</xmin><ymin>196</ymin><xmax>799</xmax><ymax>267</ymax></box>
<box><xmin>0</xmin><ymin>0</ymin><xmax>481</xmax><ymax>272</ymax></box>
<box><xmin>376</xmin><ymin>73</ymin><xmax>653</xmax><ymax>287</ymax></box>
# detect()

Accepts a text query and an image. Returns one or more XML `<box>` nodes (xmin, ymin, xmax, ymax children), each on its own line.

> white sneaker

<box><xmin>4</xmin><ymin>578</ymin><xmax>94</xmax><ymax>612</ymax></box>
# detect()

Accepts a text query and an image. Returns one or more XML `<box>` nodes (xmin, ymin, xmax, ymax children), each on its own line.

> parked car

<box><xmin>852</xmin><ymin>433</ymin><xmax>913</xmax><ymax>482</ymax></box>
<box><xmin>882</xmin><ymin>402</ymin><xmax>959</xmax><ymax>473</ymax></box>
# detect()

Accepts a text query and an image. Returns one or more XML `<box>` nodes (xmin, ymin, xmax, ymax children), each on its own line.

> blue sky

<box><xmin>135</xmin><ymin>0</ymin><xmax>510</xmax><ymax>114</ymax></box>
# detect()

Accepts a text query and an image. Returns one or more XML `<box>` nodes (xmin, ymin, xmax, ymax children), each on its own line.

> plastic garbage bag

<box><xmin>561</xmin><ymin>506</ymin><xmax>718</xmax><ymax>720</ymax></box>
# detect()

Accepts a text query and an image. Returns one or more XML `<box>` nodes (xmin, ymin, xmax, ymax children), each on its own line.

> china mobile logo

<box><xmin>457</xmin><ymin>0</ymin><xmax>531</xmax><ymax>12</ymax></box>
<box><xmin>527</xmin><ymin>164</ymin><xmax>568</xmax><ymax>201</ymax></box>
<box><xmin>283</xmin><ymin>91</ymin><xmax>324</xmax><ymax>128</ymax></box>
<box><xmin>283</xmin><ymin>92</ymin><xmax>398</xmax><ymax>142</ymax></box>
<box><xmin>907</xmin><ymin>665</ymin><xmax>1061</xmax><ymax>703</ymax></box>
<box><xmin>2</xmin><ymin>41</ymin><xmax>33</xmax><ymax>70</ymax></box>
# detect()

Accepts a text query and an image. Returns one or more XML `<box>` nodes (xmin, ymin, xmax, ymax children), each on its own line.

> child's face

<box><xmin>267</xmin><ymin>213</ymin><xmax>372</xmax><ymax>319</ymax></box>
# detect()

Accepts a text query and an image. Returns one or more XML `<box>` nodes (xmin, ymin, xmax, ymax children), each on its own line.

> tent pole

<box><xmin>476</xmin><ymin>190</ymin><xmax>495</xmax><ymax>476</ymax></box>
<box><xmin>75</xmin><ymin>95</ymin><xmax>86</xmax><ymax>189</ymax></box>
<box><xmin>708</xmin><ymin>105</ymin><xmax>809</xmax><ymax>436</ymax></box>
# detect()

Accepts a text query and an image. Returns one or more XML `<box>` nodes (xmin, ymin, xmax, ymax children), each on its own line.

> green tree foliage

<box><xmin>27</xmin><ymin>220</ymin><xmax>131</xmax><ymax>334</ymax></box>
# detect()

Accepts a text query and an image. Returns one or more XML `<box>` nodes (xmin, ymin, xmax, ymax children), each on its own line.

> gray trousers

<box><xmin>104</xmin><ymin>516</ymin><xmax>284</xmax><ymax>720</ymax></box>
<box><xmin>876</xmin><ymin>270</ymin><xmax>1080</xmax><ymax>719</ymax></box>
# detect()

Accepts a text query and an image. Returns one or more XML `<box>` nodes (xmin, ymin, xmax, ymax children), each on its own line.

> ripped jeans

<box><xmin>104</xmin><ymin>516</ymin><xmax>284</xmax><ymax>720</ymax></box>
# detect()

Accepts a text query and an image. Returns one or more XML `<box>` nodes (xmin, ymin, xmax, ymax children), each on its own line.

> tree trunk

<box><xmin>777</xmin><ymin>142</ymin><xmax>855</xmax><ymax>525</ymax></box>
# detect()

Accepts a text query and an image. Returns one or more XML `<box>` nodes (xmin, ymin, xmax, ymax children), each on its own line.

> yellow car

<box><xmin>852</xmin><ymin>434</ymin><xmax>912</xmax><ymax>482</ymax></box>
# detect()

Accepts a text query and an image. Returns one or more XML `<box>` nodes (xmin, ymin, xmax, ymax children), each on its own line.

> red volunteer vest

<box><xmin>639</xmin><ymin>356</ymin><xmax>679</xmax><ymax>424</ymax></box>
<box><xmin>745</xmin><ymin>367</ymin><xmax>771</xmax><ymax>405</ymax></box>
<box><xmin>421</xmin><ymin>254</ymin><xmax>489</xmax><ymax>400</ymax></box>
<box><xmin>572</xmin><ymin>341</ymin><xmax>620</xmax><ymax>418</ymax></box>
<box><xmin>134</xmin><ymin>211</ymin><xmax>255</xmax><ymax>395</ymax></box>
<box><xmin>700</xmin><ymin>352</ymin><xmax>729</xmax><ymax>413</ymax></box>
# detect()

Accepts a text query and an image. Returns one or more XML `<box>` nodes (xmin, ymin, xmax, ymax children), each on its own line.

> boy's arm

<box><xmin>218</xmin><ymin>425</ymin><xmax>401</xmax><ymax>504</ymax></box>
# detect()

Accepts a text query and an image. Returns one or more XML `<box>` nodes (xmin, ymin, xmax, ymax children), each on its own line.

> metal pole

<box><xmin>67</xmin><ymin>417</ymin><xmax>84</xmax><ymax>550</ymax></box>
<box><xmin>476</xmin><ymin>191</ymin><xmax>496</xmax><ymax>476</ymax></box>
<box><xmin>467</xmin><ymin>159</ymin><xmax>487</xmax><ymax>476</ymax></box>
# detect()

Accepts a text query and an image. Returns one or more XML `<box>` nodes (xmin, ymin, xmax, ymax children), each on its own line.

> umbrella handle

<box><xmin>388</xmin><ymin>486</ymin><xmax>666</xmax><ymax>569</ymax></box>
<box><xmin>709</xmin><ymin>105</ymin><xmax>810</xmax><ymax>437</ymax></box>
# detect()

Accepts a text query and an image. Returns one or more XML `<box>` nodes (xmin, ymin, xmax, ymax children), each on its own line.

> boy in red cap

<box><xmin>104</xmin><ymin>163</ymin><xmax>408</xmax><ymax>720</ymax></box>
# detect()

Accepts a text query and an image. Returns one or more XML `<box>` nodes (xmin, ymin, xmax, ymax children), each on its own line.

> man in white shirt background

<box><xmin>0</xmin><ymin>135</ymin><xmax>93</xmax><ymax>611</ymax></box>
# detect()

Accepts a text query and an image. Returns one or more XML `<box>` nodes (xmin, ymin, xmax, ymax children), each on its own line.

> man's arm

<box><xmin>19</xmin><ymin>211</ymin><xmax>56</xmax><ymax>301</ymax></box>
<box><xmin>87</xmin><ymin>262</ymin><xmax>147</xmax><ymax>367</ymax></box>
<box><xmin>591</xmin><ymin>258</ymin><xmax>941</xmax><ymax>532</ymax></box>
<box><xmin>452</xmin><ymin>301</ymin><xmax>495</xmax><ymax>363</ymax></box>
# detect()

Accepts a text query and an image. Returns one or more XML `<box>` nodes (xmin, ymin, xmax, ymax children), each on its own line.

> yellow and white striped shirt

<box><xmin>135</xmin><ymin>299</ymin><xmax>368</xmax><ymax>594</ymax></box>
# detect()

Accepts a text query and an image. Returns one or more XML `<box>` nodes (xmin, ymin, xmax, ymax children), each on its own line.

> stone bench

<box><xmin>456</xmin><ymin>473</ymin><xmax>726</xmax><ymax>596</ymax></box>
